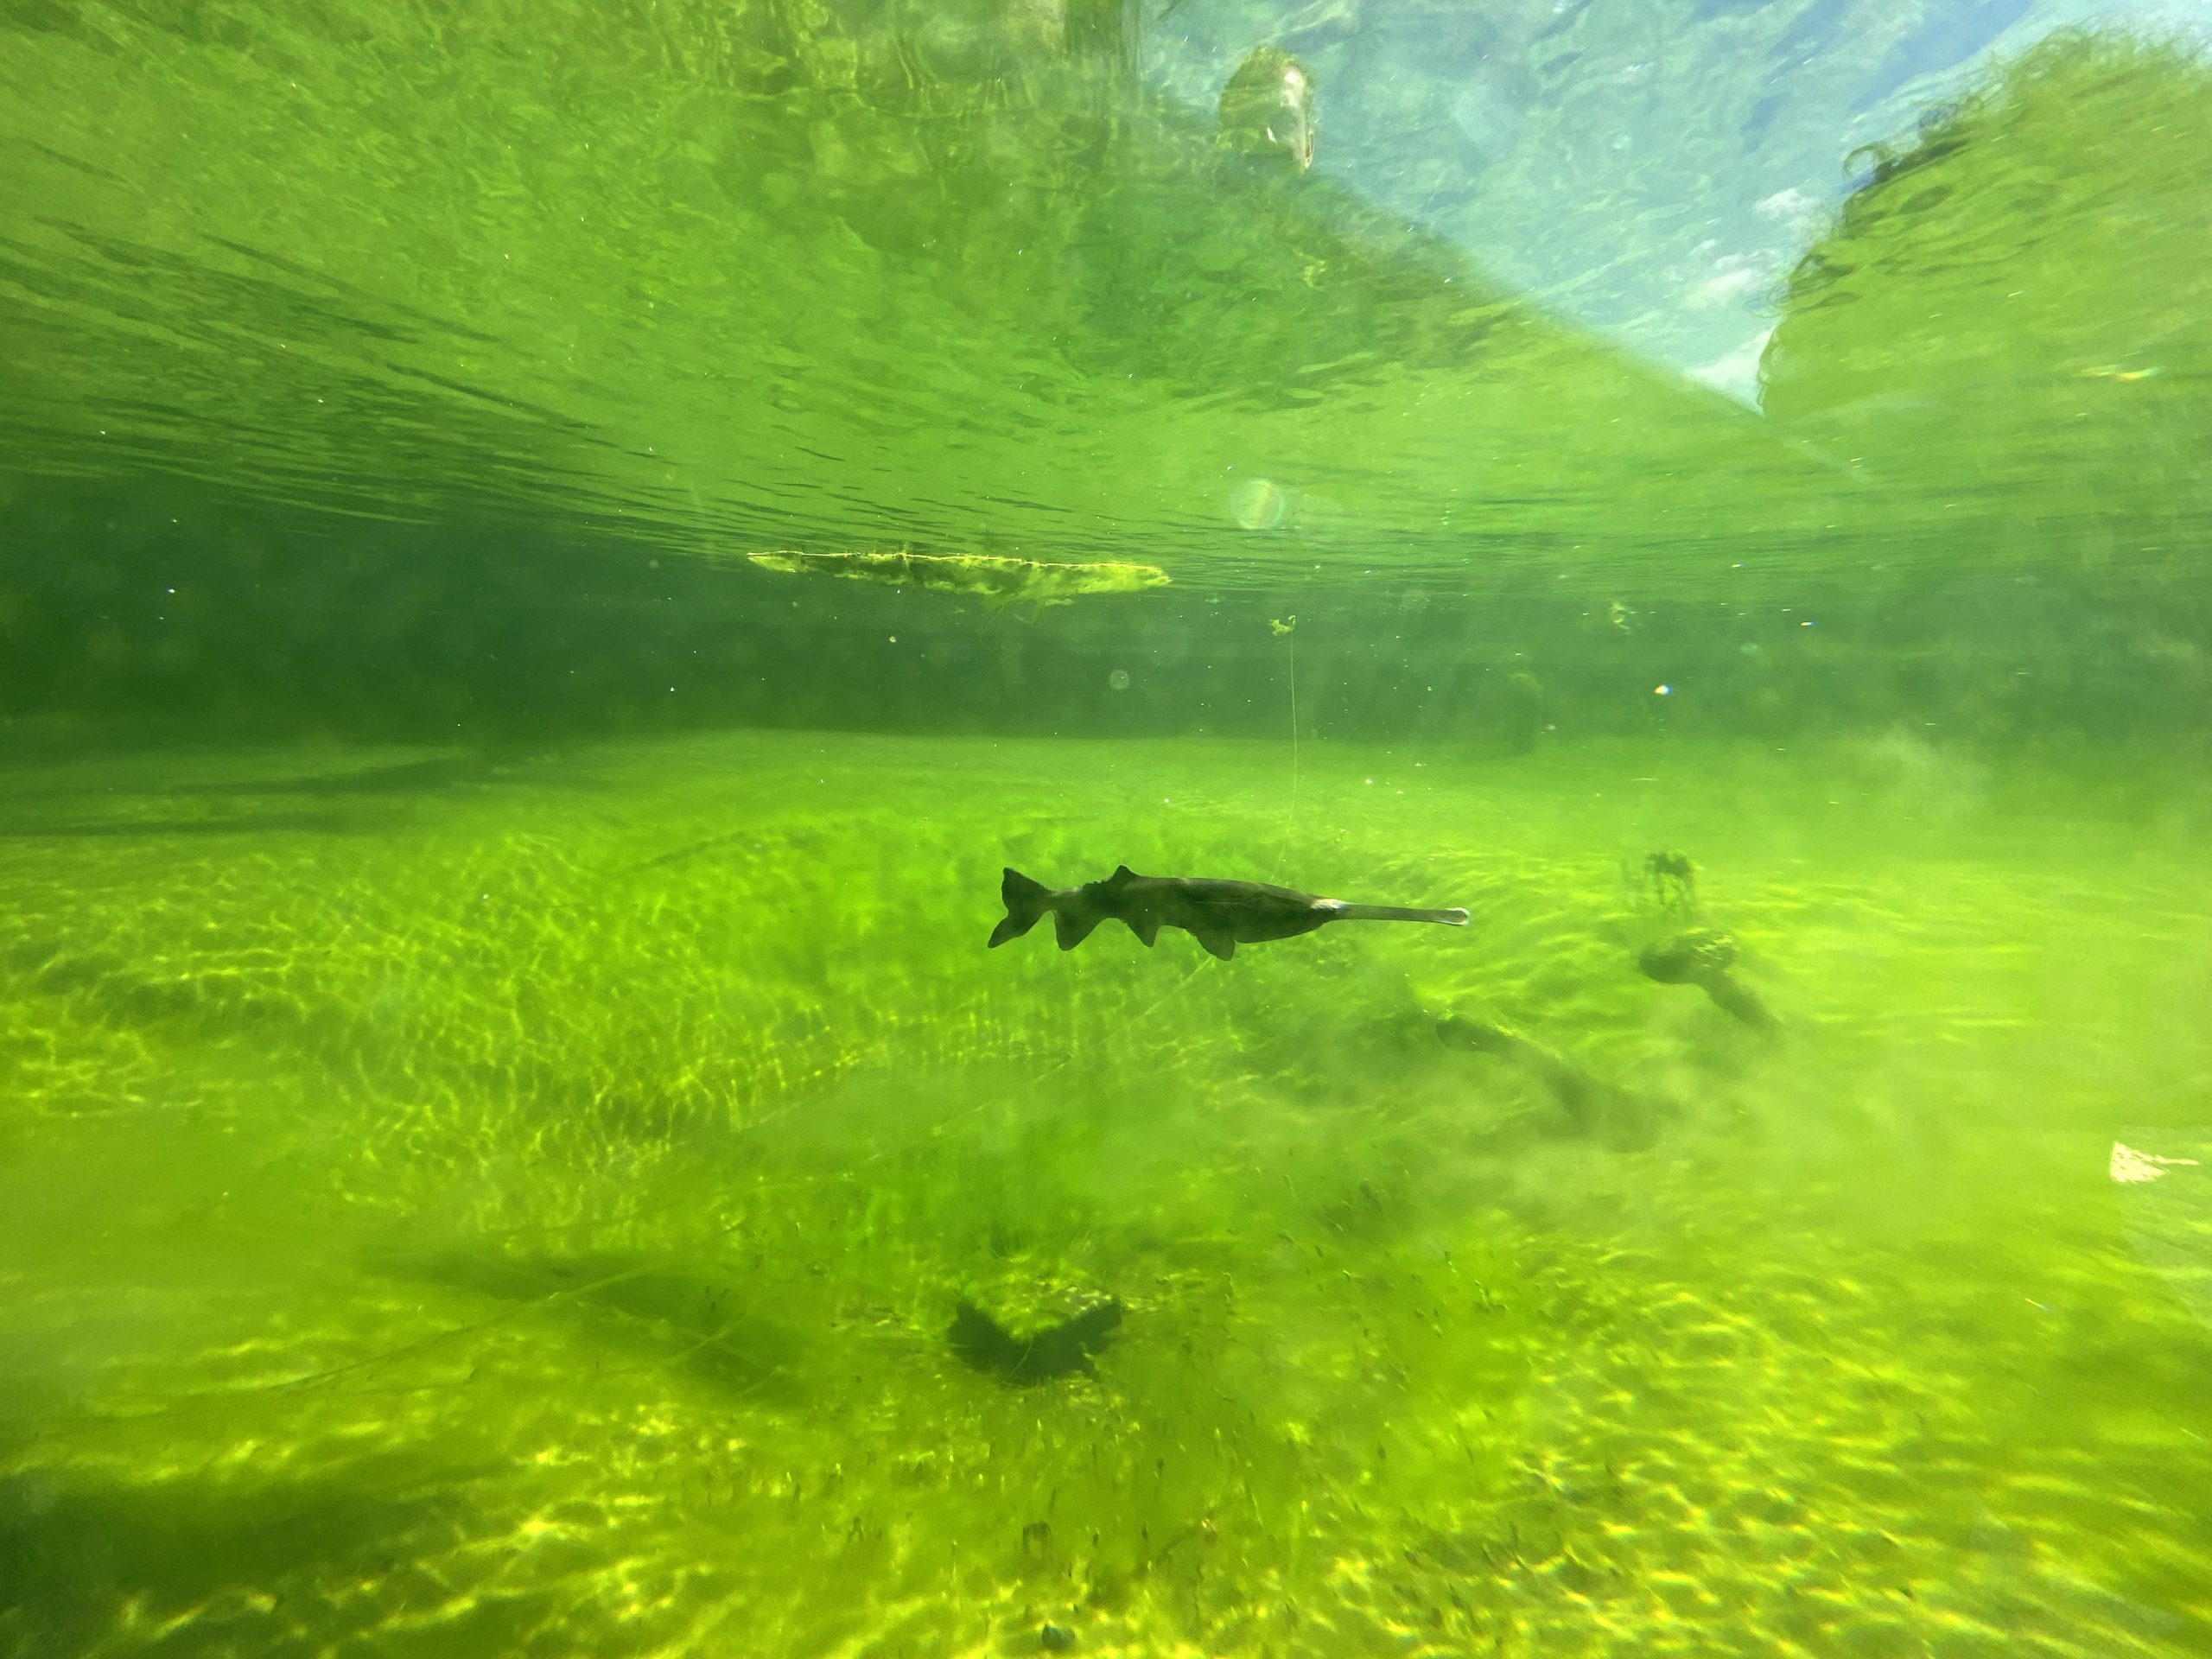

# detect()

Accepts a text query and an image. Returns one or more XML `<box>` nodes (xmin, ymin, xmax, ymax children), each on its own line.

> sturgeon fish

<box><xmin>988</xmin><ymin>865</ymin><xmax>1468</xmax><ymax>960</ymax></box>
<box><xmin>747</xmin><ymin>548</ymin><xmax>1168</xmax><ymax>611</ymax></box>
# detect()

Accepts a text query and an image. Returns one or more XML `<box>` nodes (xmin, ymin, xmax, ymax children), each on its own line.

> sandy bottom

<box><xmin>2</xmin><ymin>728</ymin><xmax>2208</xmax><ymax>1657</ymax></box>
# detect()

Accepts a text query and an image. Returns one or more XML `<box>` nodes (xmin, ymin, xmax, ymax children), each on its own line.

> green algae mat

<box><xmin>3</xmin><ymin>731</ymin><xmax>2208</xmax><ymax>1656</ymax></box>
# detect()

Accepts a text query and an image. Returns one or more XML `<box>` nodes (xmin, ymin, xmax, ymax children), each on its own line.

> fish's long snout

<box><xmin>1330</xmin><ymin>902</ymin><xmax>1470</xmax><ymax>927</ymax></box>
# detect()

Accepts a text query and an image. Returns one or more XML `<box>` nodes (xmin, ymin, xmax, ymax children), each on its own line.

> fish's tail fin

<box><xmin>1332</xmin><ymin>904</ymin><xmax>1471</xmax><ymax>927</ymax></box>
<box><xmin>988</xmin><ymin>868</ymin><xmax>1055</xmax><ymax>948</ymax></box>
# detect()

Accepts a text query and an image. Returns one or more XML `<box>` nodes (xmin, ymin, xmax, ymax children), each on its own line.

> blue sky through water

<box><xmin>1141</xmin><ymin>0</ymin><xmax>2208</xmax><ymax>403</ymax></box>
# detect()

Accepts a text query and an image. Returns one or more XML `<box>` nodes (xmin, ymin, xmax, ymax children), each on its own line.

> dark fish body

<box><xmin>988</xmin><ymin>865</ymin><xmax>1468</xmax><ymax>960</ymax></box>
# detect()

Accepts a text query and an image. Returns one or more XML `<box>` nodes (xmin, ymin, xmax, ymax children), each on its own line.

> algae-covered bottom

<box><xmin>2</xmin><ymin>731</ymin><xmax>2208</xmax><ymax>1657</ymax></box>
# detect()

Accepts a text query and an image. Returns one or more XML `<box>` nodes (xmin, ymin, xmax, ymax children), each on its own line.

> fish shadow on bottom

<box><xmin>0</xmin><ymin>1451</ymin><xmax>493</xmax><ymax>1659</ymax></box>
<box><xmin>946</xmin><ymin>1297</ymin><xmax>1124</xmax><ymax>1384</ymax></box>
<box><xmin>365</xmin><ymin>1244</ymin><xmax>814</xmax><ymax>1408</ymax></box>
<box><xmin>1435</xmin><ymin>1015</ymin><xmax>1675</xmax><ymax>1152</ymax></box>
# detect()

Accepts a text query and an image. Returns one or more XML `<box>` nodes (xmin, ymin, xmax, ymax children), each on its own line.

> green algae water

<box><xmin>3</xmin><ymin>4</ymin><xmax>2211</xmax><ymax>1656</ymax></box>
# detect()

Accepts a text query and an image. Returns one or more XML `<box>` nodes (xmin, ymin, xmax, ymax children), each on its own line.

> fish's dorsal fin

<box><xmin>1107</xmin><ymin>864</ymin><xmax>1138</xmax><ymax>886</ymax></box>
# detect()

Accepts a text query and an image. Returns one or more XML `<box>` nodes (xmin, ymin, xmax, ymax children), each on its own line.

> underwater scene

<box><xmin>3</xmin><ymin>1</ymin><xmax>2210</xmax><ymax>1656</ymax></box>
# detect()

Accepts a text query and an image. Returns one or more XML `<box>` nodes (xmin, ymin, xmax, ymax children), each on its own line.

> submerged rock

<box><xmin>1637</xmin><ymin>927</ymin><xmax>1738</xmax><ymax>986</ymax></box>
<box><xmin>1217</xmin><ymin>45</ymin><xmax>1318</xmax><ymax>171</ymax></box>
<box><xmin>1637</xmin><ymin>929</ymin><xmax>1777</xmax><ymax>1031</ymax></box>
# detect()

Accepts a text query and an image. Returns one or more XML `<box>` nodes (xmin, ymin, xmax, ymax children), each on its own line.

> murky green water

<box><xmin>3</xmin><ymin>3</ymin><xmax>2210</xmax><ymax>1656</ymax></box>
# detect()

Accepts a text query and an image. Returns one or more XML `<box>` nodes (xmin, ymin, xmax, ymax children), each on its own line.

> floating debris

<box><xmin>747</xmin><ymin>548</ymin><xmax>1168</xmax><ymax>611</ymax></box>
<box><xmin>1230</xmin><ymin>474</ymin><xmax>1289</xmax><ymax>529</ymax></box>
<box><xmin>2111</xmin><ymin>1141</ymin><xmax>2201</xmax><ymax>1184</ymax></box>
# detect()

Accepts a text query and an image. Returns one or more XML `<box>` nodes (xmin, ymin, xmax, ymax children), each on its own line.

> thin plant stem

<box><xmin>1287</xmin><ymin>628</ymin><xmax>1300</xmax><ymax>841</ymax></box>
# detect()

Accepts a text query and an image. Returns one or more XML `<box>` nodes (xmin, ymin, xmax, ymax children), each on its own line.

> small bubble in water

<box><xmin>1108</xmin><ymin>668</ymin><xmax>1131</xmax><ymax>691</ymax></box>
<box><xmin>1229</xmin><ymin>476</ymin><xmax>1288</xmax><ymax>531</ymax></box>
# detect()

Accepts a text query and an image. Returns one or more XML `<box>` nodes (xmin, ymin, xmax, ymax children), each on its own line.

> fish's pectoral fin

<box><xmin>1128</xmin><ymin>918</ymin><xmax>1160</xmax><ymax>948</ymax></box>
<box><xmin>1053</xmin><ymin>911</ymin><xmax>1103</xmax><ymax>950</ymax></box>
<box><xmin>1192</xmin><ymin>930</ymin><xmax>1236</xmax><ymax>962</ymax></box>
